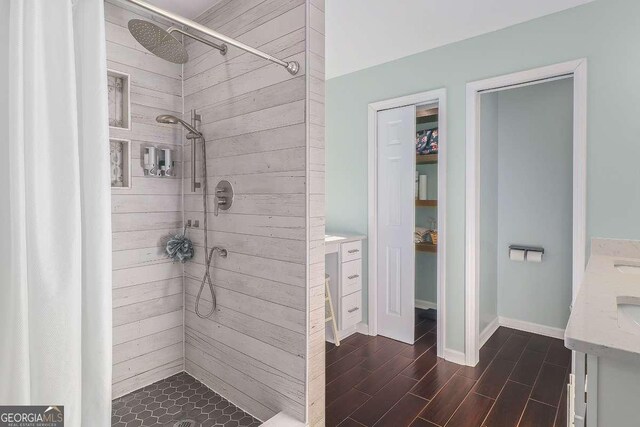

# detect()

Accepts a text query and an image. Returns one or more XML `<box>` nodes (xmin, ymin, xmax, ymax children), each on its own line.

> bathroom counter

<box><xmin>325</xmin><ymin>233</ymin><xmax>366</xmax><ymax>254</ymax></box>
<box><xmin>565</xmin><ymin>239</ymin><xmax>640</xmax><ymax>362</ymax></box>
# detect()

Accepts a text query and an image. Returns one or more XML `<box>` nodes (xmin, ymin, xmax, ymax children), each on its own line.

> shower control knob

<box><xmin>214</xmin><ymin>180</ymin><xmax>233</xmax><ymax>216</ymax></box>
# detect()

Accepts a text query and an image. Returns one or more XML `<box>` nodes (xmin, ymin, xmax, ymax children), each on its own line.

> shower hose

<box><xmin>194</xmin><ymin>136</ymin><xmax>219</xmax><ymax>319</ymax></box>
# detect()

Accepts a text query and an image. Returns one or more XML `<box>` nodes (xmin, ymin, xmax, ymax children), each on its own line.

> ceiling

<box><xmin>326</xmin><ymin>0</ymin><xmax>595</xmax><ymax>78</ymax></box>
<box><xmin>142</xmin><ymin>0</ymin><xmax>595</xmax><ymax>79</ymax></box>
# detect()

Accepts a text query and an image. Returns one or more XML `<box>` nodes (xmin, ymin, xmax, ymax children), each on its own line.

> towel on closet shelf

<box><xmin>415</xmin><ymin>227</ymin><xmax>429</xmax><ymax>243</ymax></box>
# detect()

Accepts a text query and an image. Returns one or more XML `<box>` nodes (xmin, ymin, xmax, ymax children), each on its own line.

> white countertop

<box><xmin>325</xmin><ymin>233</ymin><xmax>366</xmax><ymax>243</ymax></box>
<box><xmin>324</xmin><ymin>233</ymin><xmax>366</xmax><ymax>255</ymax></box>
<box><xmin>565</xmin><ymin>238</ymin><xmax>640</xmax><ymax>362</ymax></box>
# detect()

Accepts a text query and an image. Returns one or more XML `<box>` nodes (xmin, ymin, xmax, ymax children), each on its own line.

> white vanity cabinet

<box><xmin>565</xmin><ymin>238</ymin><xmax>640</xmax><ymax>427</ymax></box>
<box><xmin>325</xmin><ymin>234</ymin><xmax>366</xmax><ymax>341</ymax></box>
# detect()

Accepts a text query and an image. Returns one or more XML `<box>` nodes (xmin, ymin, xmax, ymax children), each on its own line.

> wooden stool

<box><xmin>325</xmin><ymin>274</ymin><xmax>340</xmax><ymax>346</ymax></box>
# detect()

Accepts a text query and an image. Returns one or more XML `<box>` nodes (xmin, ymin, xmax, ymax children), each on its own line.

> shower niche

<box><xmin>107</xmin><ymin>69</ymin><xmax>130</xmax><ymax>130</ymax></box>
<box><xmin>110</xmin><ymin>138</ymin><xmax>131</xmax><ymax>189</ymax></box>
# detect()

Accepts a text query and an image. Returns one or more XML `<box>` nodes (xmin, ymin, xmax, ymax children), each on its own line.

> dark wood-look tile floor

<box><xmin>325</xmin><ymin>310</ymin><xmax>570</xmax><ymax>427</ymax></box>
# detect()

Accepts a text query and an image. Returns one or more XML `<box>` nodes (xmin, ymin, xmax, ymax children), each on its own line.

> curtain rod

<box><xmin>121</xmin><ymin>0</ymin><xmax>300</xmax><ymax>75</ymax></box>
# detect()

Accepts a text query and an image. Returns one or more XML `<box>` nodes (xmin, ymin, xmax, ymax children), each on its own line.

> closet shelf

<box><xmin>416</xmin><ymin>242</ymin><xmax>437</xmax><ymax>253</ymax></box>
<box><xmin>416</xmin><ymin>154</ymin><xmax>438</xmax><ymax>164</ymax></box>
<box><xmin>416</xmin><ymin>199</ymin><xmax>437</xmax><ymax>207</ymax></box>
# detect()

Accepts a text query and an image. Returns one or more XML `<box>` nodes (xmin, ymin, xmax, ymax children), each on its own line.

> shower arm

<box><xmin>167</xmin><ymin>27</ymin><xmax>227</xmax><ymax>56</ymax></box>
<box><xmin>122</xmin><ymin>0</ymin><xmax>300</xmax><ymax>75</ymax></box>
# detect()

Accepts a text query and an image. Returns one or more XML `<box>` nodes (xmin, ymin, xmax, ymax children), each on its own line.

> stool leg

<box><xmin>325</xmin><ymin>277</ymin><xmax>340</xmax><ymax>346</ymax></box>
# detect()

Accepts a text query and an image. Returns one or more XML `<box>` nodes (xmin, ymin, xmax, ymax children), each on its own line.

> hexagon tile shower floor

<box><xmin>111</xmin><ymin>372</ymin><xmax>261</xmax><ymax>427</ymax></box>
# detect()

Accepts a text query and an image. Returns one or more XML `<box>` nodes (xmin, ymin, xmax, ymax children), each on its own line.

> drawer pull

<box><xmin>347</xmin><ymin>249</ymin><xmax>360</xmax><ymax>254</ymax></box>
<box><xmin>347</xmin><ymin>274</ymin><xmax>360</xmax><ymax>280</ymax></box>
<box><xmin>347</xmin><ymin>307</ymin><xmax>360</xmax><ymax>313</ymax></box>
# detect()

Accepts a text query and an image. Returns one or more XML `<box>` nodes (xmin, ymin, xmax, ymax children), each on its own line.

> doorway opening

<box><xmin>465</xmin><ymin>59</ymin><xmax>587</xmax><ymax>367</ymax></box>
<box><xmin>414</xmin><ymin>103</ymin><xmax>440</xmax><ymax>349</ymax></box>
<box><xmin>367</xmin><ymin>89</ymin><xmax>449</xmax><ymax>360</ymax></box>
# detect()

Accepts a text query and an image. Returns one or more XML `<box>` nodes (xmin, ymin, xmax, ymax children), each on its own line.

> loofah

<box><xmin>166</xmin><ymin>227</ymin><xmax>194</xmax><ymax>263</ymax></box>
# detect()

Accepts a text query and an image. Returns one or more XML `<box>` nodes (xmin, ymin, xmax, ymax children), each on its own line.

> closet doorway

<box><xmin>465</xmin><ymin>60</ymin><xmax>587</xmax><ymax>367</ymax></box>
<box><xmin>367</xmin><ymin>89</ymin><xmax>447</xmax><ymax>358</ymax></box>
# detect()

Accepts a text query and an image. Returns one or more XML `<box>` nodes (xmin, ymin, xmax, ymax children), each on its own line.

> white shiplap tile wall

<box><xmin>105</xmin><ymin>1</ymin><xmax>184</xmax><ymax>399</ymax></box>
<box><xmin>183</xmin><ymin>0</ymin><xmax>311</xmax><ymax>423</ymax></box>
<box><xmin>104</xmin><ymin>0</ymin><xmax>325</xmax><ymax>423</ymax></box>
<box><xmin>306</xmin><ymin>0</ymin><xmax>326</xmax><ymax>425</ymax></box>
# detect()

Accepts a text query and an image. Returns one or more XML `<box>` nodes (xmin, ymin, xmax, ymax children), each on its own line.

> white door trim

<box><xmin>368</xmin><ymin>88</ymin><xmax>447</xmax><ymax>358</ymax></box>
<box><xmin>464</xmin><ymin>59</ymin><xmax>588</xmax><ymax>366</ymax></box>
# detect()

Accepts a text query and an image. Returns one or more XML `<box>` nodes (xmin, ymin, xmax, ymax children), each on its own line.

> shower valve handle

<box><xmin>213</xmin><ymin>180</ymin><xmax>234</xmax><ymax>216</ymax></box>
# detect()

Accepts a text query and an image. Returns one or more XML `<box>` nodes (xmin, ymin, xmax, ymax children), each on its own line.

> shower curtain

<box><xmin>0</xmin><ymin>1</ymin><xmax>112</xmax><ymax>426</ymax></box>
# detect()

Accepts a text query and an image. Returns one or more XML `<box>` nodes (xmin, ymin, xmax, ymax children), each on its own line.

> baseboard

<box><xmin>480</xmin><ymin>317</ymin><xmax>499</xmax><ymax>348</ymax></box>
<box><xmin>356</xmin><ymin>322</ymin><xmax>370</xmax><ymax>335</ymax></box>
<box><xmin>326</xmin><ymin>322</ymin><xmax>369</xmax><ymax>344</ymax></box>
<box><xmin>498</xmin><ymin>316</ymin><xmax>565</xmax><ymax>339</ymax></box>
<box><xmin>443</xmin><ymin>348</ymin><xmax>466</xmax><ymax>365</ymax></box>
<box><xmin>415</xmin><ymin>299</ymin><xmax>437</xmax><ymax>310</ymax></box>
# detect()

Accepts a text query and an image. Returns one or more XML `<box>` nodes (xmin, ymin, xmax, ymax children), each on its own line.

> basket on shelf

<box><xmin>429</xmin><ymin>230</ymin><xmax>438</xmax><ymax>245</ymax></box>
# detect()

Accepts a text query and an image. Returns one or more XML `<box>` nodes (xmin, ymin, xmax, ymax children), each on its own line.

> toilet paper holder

<box><xmin>509</xmin><ymin>244</ymin><xmax>544</xmax><ymax>254</ymax></box>
<box><xmin>509</xmin><ymin>244</ymin><xmax>544</xmax><ymax>261</ymax></box>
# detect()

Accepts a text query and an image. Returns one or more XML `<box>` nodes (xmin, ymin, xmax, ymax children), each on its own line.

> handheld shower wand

<box><xmin>156</xmin><ymin>110</ymin><xmax>220</xmax><ymax>318</ymax></box>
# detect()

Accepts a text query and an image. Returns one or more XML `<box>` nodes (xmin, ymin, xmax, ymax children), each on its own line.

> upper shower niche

<box><xmin>107</xmin><ymin>69</ymin><xmax>130</xmax><ymax>129</ymax></box>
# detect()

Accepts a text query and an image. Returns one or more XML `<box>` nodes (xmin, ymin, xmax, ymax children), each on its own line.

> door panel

<box><xmin>386</xmin><ymin>246</ymin><xmax>401</xmax><ymax>316</ymax></box>
<box><xmin>377</xmin><ymin>106</ymin><xmax>415</xmax><ymax>344</ymax></box>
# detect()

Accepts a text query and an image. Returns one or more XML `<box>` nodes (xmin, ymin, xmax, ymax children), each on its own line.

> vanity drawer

<box><xmin>341</xmin><ymin>240</ymin><xmax>362</xmax><ymax>262</ymax></box>
<box><xmin>341</xmin><ymin>260</ymin><xmax>362</xmax><ymax>296</ymax></box>
<box><xmin>340</xmin><ymin>291</ymin><xmax>362</xmax><ymax>329</ymax></box>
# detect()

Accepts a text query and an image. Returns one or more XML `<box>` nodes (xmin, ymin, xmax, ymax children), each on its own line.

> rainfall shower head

<box><xmin>128</xmin><ymin>19</ymin><xmax>189</xmax><ymax>64</ymax></box>
<box><xmin>156</xmin><ymin>114</ymin><xmax>202</xmax><ymax>138</ymax></box>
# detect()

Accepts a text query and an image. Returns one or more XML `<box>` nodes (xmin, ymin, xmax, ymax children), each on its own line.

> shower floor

<box><xmin>111</xmin><ymin>372</ymin><xmax>261</xmax><ymax>427</ymax></box>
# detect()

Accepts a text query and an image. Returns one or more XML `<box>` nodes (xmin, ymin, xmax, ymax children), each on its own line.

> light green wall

<box><xmin>479</xmin><ymin>80</ymin><xmax>573</xmax><ymax>332</ymax></box>
<box><xmin>479</xmin><ymin>93</ymin><xmax>499</xmax><ymax>333</ymax></box>
<box><xmin>326</xmin><ymin>0</ymin><xmax>640</xmax><ymax>352</ymax></box>
<box><xmin>496</xmin><ymin>79</ymin><xmax>574</xmax><ymax>329</ymax></box>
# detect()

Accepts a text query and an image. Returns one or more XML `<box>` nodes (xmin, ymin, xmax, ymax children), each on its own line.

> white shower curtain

<box><xmin>0</xmin><ymin>0</ymin><xmax>112</xmax><ymax>426</ymax></box>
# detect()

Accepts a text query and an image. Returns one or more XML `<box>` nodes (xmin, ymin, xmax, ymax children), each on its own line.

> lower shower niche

<box><xmin>111</xmin><ymin>372</ymin><xmax>260</xmax><ymax>427</ymax></box>
<box><xmin>110</xmin><ymin>138</ymin><xmax>131</xmax><ymax>189</ymax></box>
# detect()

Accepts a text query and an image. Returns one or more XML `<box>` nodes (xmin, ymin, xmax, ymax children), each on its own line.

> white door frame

<box><xmin>464</xmin><ymin>59</ymin><xmax>587</xmax><ymax>366</ymax></box>
<box><xmin>368</xmin><ymin>88</ymin><xmax>447</xmax><ymax>358</ymax></box>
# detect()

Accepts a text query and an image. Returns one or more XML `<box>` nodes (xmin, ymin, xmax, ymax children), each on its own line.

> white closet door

<box><xmin>376</xmin><ymin>105</ymin><xmax>416</xmax><ymax>344</ymax></box>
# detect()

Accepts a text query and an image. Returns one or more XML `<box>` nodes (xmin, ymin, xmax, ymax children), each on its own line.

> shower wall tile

<box><xmin>184</xmin><ymin>24</ymin><xmax>306</xmax><ymax>96</ymax></box>
<box><xmin>306</xmin><ymin>0</ymin><xmax>326</xmax><ymax>425</ymax></box>
<box><xmin>104</xmin><ymin>0</ymin><xmax>324</xmax><ymax>420</ymax></box>
<box><xmin>105</xmin><ymin>1</ymin><xmax>184</xmax><ymax>399</ymax></box>
<box><xmin>113</xmin><ymin>310</ymin><xmax>182</xmax><ymax>346</ymax></box>
<box><xmin>184</xmin><ymin>0</ymin><xmax>305</xmax><ymax>79</ymax></box>
<box><xmin>182</xmin><ymin>0</ymin><xmax>316</xmax><ymax>423</ymax></box>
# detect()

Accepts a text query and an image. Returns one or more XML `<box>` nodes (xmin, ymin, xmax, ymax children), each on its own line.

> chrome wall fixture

<box><xmin>154</xmin><ymin>111</ymin><xmax>202</xmax><ymax>192</ymax></box>
<box><xmin>188</xmin><ymin>110</ymin><xmax>202</xmax><ymax>193</ymax></box>
<box><xmin>122</xmin><ymin>0</ymin><xmax>300</xmax><ymax>75</ymax></box>
<box><xmin>167</xmin><ymin>26</ymin><xmax>227</xmax><ymax>55</ymax></box>
<box><xmin>214</xmin><ymin>180</ymin><xmax>234</xmax><ymax>216</ymax></box>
